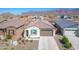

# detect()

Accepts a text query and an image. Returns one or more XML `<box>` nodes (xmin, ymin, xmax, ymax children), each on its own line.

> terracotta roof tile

<box><xmin>25</xmin><ymin>20</ymin><xmax>55</xmax><ymax>29</ymax></box>
<box><xmin>0</xmin><ymin>19</ymin><xmax>25</xmax><ymax>29</ymax></box>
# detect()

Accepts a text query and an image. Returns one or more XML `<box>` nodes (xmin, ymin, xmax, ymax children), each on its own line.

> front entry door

<box><xmin>26</xmin><ymin>30</ymin><xmax>28</xmax><ymax>36</ymax></box>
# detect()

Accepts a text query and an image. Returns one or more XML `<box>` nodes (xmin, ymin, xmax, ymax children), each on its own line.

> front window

<box><xmin>31</xmin><ymin>29</ymin><xmax>37</xmax><ymax>35</ymax></box>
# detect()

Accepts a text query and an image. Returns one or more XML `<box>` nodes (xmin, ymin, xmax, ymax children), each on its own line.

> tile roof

<box><xmin>0</xmin><ymin>19</ymin><xmax>25</xmax><ymax>29</ymax></box>
<box><xmin>55</xmin><ymin>19</ymin><xmax>78</xmax><ymax>29</ymax></box>
<box><xmin>25</xmin><ymin>20</ymin><xmax>55</xmax><ymax>29</ymax></box>
<box><xmin>0</xmin><ymin>19</ymin><xmax>7</xmax><ymax>23</ymax></box>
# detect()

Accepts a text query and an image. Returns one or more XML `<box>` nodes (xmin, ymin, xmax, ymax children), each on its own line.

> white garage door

<box><xmin>64</xmin><ymin>31</ymin><xmax>75</xmax><ymax>36</ymax></box>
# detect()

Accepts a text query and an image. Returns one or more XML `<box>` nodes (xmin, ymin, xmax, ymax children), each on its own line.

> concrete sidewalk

<box><xmin>38</xmin><ymin>36</ymin><xmax>59</xmax><ymax>50</ymax></box>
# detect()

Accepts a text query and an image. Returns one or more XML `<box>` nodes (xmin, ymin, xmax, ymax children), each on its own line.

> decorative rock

<box><xmin>0</xmin><ymin>35</ymin><xmax>5</xmax><ymax>40</ymax></box>
<box><xmin>10</xmin><ymin>40</ymin><xmax>18</xmax><ymax>46</ymax></box>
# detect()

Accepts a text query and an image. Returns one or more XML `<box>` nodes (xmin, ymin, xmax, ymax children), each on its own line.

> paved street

<box><xmin>65</xmin><ymin>35</ymin><xmax>79</xmax><ymax>50</ymax></box>
<box><xmin>38</xmin><ymin>36</ymin><xmax>59</xmax><ymax>50</ymax></box>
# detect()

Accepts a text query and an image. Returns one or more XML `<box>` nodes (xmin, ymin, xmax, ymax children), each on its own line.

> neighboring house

<box><xmin>0</xmin><ymin>12</ymin><xmax>16</xmax><ymax>19</ymax></box>
<box><xmin>32</xmin><ymin>15</ymin><xmax>44</xmax><ymax>21</ymax></box>
<box><xmin>55</xmin><ymin>19</ymin><xmax>78</xmax><ymax>36</ymax></box>
<box><xmin>0</xmin><ymin>19</ymin><xmax>25</xmax><ymax>39</ymax></box>
<box><xmin>77</xmin><ymin>29</ymin><xmax>79</xmax><ymax>37</ymax></box>
<box><xmin>60</xmin><ymin>15</ymin><xmax>73</xmax><ymax>19</ymax></box>
<box><xmin>24</xmin><ymin>20</ymin><xmax>56</xmax><ymax>39</ymax></box>
<box><xmin>0</xmin><ymin>19</ymin><xmax>7</xmax><ymax>23</ymax></box>
<box><xmin>73</xmin><ymin>15</ymin><xmax>79</xmax><ymax>24</ymax></box>
<box><xmin>76</xmin><ymin>25</ymin><xmax>79</xmax><ymax>37</ymax></box>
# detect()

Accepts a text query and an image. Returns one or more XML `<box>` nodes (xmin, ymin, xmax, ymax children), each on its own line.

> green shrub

<box><xmin>62</xmin><ymin>36</ymin><xmax>72</xmax><ymax>49</ymax></box>
<box><xmin>6</xmin><ymin>34</ymin><xmax>12</xmax><ymax>39</ymax></box>
<box><xmin>62</xmin><ymin>36</ymin><xmax>69</xmax><ymax>43</ymax></box>
<box><xmin>63</xmin><ymin>42</ymin><xmax>72</xmax><ymax>48</ymax></box>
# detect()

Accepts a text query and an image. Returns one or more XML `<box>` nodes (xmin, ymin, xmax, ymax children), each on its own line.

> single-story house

<box><xmin>0</xmin><ymin>17</ymin><xmax>56</xmax><ymax>40</ymax></box>
<box><xmin>0</xmin><ymin>19</ymin><xmax>26</xmax><ymax>39</ymax></box>
<box><xmin>24</xmin><ymin>20</ymin><xmax>56</xmax><ymax>39</ymax></box>
<box><xmin>55</xmin><ymin>19</ymin><xmax>79</xmax><ymax>36</ymax></box>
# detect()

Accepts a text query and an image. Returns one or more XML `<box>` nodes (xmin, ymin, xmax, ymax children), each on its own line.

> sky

<box><xmin>0</xmin><ymin>8</ymin><xmax>79</xmax><ymax>15</ymax></box>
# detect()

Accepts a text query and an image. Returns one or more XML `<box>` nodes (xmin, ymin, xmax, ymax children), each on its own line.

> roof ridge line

<box><xmin>40</xmin><ymin>20</ymin><xmax>54</xmax><ymax>28</ymax></box>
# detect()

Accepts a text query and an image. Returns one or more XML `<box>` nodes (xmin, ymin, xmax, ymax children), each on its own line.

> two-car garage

<box><xmin>40</xmin><ymin>30</ymin><xmax>53</xmax><ymax>36</ymax></box>
<box><xmin>64</xmin><ymin>30</ymin><xmax>76</xmax><ymax>36</ymax></box>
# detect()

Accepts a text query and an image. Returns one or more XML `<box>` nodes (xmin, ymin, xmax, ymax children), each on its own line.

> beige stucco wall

<box><xmin>15</xmin><ymin>26</ymin><xmax>24</xmax><ymax>39</ymax></box>
<box><xmin>6</xmin><ymin>27</ymin><xmax>16</xmax><ymax>35</ymax></box>
<box><xmin>6</xmin><ymin>26</ymin><xmax>24</xmax><ymax>39</ymax></box>
<box><xmin>24</xmin><ymin>26</ymin><xmax>40</xmax><ymax>38</ymax></box>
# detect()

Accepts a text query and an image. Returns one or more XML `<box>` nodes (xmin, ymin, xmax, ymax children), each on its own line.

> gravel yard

<box><xmin>55</xmin><ymin>34</ymin><xmax>74</xmax><ymax>50</ymax></box>
<box><xmin>0</xmin><ymin>39</ymin><xmax>39</xmax><ymax>50</ymax></box>
<box><xmin>65</xmin><ymin>35</ymin><xmax>79</xmax><ymax>50</ymax></box>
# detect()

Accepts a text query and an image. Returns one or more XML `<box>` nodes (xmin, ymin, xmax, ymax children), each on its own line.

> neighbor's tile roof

<box><xmin>55</xmin><ymin>19</ymin><xmax>78</xmax><ymax>29</ymax></box>
<box><xmin>0</xmin><ymin>19</ymin><xmax>7</xmax><ymax>23</ymax></box>
<box><xmin>0</xmin><ymin>19</ymin><xmax>25</xmax><ymax>29</ymax></box>
<box><xmin>25</xmin><ymin>20</ymin><xmax>55</xmax><ymax>29</ymax></box>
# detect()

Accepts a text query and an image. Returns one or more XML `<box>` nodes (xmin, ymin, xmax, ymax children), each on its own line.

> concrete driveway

<box><xmin>65</xmin><ymin>35</ymin><xmax>79</xmax><ymax>50</ymax></box>
<box><xmin>38</xmin><ymin>36</ymin><xmax>59</xmax><ymax>50</ymax></box>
